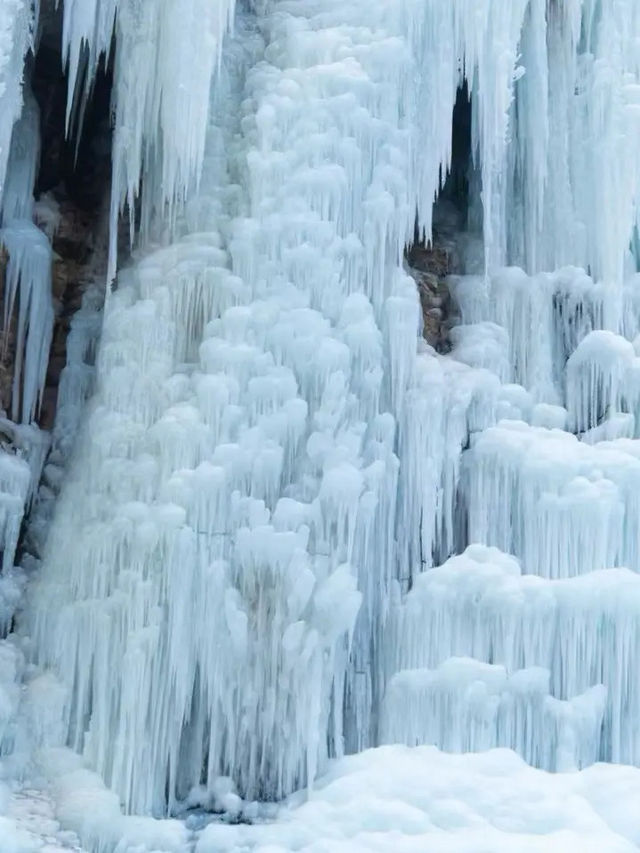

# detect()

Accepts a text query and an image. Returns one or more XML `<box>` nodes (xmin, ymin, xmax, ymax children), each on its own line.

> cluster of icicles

<box><xmin>0</xmin><ymin>6</ymin><xmax>54</xmax><ymax>584</ymax></box>
<box><xmin>3</xmin><ymin>0</ymin><xmax>640</xmax><ymax>827</ymax></box>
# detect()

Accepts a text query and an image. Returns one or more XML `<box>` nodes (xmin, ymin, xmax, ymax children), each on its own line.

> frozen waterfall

<box><xmin>3</xmin><ymin>0</ymin><xmax>640</xmax><ymax>850</ymax></box>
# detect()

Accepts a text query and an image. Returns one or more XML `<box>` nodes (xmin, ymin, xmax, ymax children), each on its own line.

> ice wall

<box><xmin>16</xmin><ymin>0</ymin><xmax>640</xmax><ymax>832</ymax></box>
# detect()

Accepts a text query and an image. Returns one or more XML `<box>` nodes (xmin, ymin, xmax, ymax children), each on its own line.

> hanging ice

<box><xmin>58</xmin><ymin>0</ymin><xmax>237</xmax><ymax>280</ymax></box>
<box><xmin>0</xmin><ymin>222</ymin><xmax>54</xmax><ymax>425</ymax></box>
<box><xmin>0</xmin><ymin>0</ymin><xmax>34</xmax><ymax>201</ymax></box>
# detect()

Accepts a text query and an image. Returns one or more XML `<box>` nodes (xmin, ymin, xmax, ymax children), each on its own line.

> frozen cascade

<box><xmin>3</xmin><ymin>0</ymin><xmax>640</xmax><ymax>849</ymax></box>
<box><xmin>0</xmin><ymin>89</ymin><xmax>39</xmax><ymax>225</ymax></box>
<box><xmin>387</xmin><ymin>545</ymin><xmax>640</xmax><ymax>765</ymax></box>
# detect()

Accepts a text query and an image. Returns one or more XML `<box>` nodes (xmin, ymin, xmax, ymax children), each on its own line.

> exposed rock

<box><xmin>406</xmin><ymin>243</ymin><xmax>456</xmax><ymax>353</ymax></box>
<box><xmin>0</xmin><ymin>248</ymin><xmax>17</xmax><ymax>414</ymax></box>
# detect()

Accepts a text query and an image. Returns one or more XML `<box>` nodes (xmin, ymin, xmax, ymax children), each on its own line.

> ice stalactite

<box><xmin>0</xmin><ymin>0</ymin><xmax>35</xmax><ymax>201</ymax></box>
<box><xmin>1</xmin><ymin>90</ymin><xmax>39</xmax><ymax>224</ymax></box>
<box><xmin>0</xmin><ymin>222</ymin><xmax>54</xmax><ymax>425</ymax></box>
<box><xmin>0</xmin><ymin>2</ymin><xmax>55</xmax><ymax>431</ymax></box>
<box><xmin>59</xmin><ymin>0</ymin><xmax>237</xmax><ymax>281</ymax></box>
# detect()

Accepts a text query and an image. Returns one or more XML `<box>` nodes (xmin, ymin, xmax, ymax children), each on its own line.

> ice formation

<box><xmin>380</xmin><ymin>658</ymin><xmax>606</xmax><ymax>772</ymax></box>
<box><xmin>0</xmin><ymin>0</ymin><xmax>34</xmax><ymax>204</ymax></box>
<box><xmin>59</xmin><ymin>0</ymin><xmax>237</xmax><ymax>280</ymax></box>
<box><xmin>0</xmin><ymin>222</ymin><xmax>54</xmax><ymax>425</ymax></box>
<box><xmin>3</xmin><ymin>0</ymin><xmax>640</xmax><ymax>850</ymax></box>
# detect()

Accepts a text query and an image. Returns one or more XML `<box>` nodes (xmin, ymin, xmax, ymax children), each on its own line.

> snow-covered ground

<box><xmin>4</xmin><ymin>788</ymin><xmax>83</xmax><ymax>852</ymax></box>
<box><xmin>197</xmin><ymin>746</ymin><xmax>640</xmax><ymax>853</ymax></box>
<box><xmin>5</xmin><ymin>745</ymin><xmax>640</xmax><ymax>852</ymax></box>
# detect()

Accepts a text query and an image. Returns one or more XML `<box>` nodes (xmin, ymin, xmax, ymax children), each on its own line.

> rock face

<box><xmin>406</xmin><ymin>242</ymin><xmax>455</xmax><ymax>353</ymax></box>
<box><xmin>0</xmin><ymin>249</ymin><xmax>16</xmax><ymax>413</ymax></box>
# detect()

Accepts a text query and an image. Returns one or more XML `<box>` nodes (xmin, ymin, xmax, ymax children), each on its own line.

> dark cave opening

<box><xmin>407</xmin><ymin>80</ymin><xmax>474</xmax><ymax>266</ymax></box>
<box><xmin>439</xmin><ymin>78</ymin><xmax>474</xmax><ymax>219</ymax></box>
<box><xmin>32</xmin><ymin>3</ymin><xmax>114</xmax><ymax>214</ymax></box>
<box><xmin>405</xmin><ymin>81</ymin><xmax>474</xmax><ymax>353</ymax></box>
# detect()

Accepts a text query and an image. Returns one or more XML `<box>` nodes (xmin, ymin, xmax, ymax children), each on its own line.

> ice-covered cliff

<box><xmin>3</xmin><ymin>1</ymin><xmax>640</xmax><ymax>851</ymax></box>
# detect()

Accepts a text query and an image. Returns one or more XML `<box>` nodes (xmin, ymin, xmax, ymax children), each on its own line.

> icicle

<box><xmin>0</xmin><ymin>0</ymin><xmax>35</xmax><ymax>204</ymax></box>
<box><xmin>0</xmin><ymin>450</ymin><xmax>29</xmax><ymax>573</ymax></box>
<box><xmin>0</xmin><ymin>90</ymin><xmax>39</xmax><ymax>224</ymax></box>
<box><xmin>463</xmin><ymin>420</ymin><xmax>640</xmax><ymax>577</ymax></box>
<box><xmin>0</xmin><ymin>221</ymin><xmax>54</xmax><ymax>424</ymax></box>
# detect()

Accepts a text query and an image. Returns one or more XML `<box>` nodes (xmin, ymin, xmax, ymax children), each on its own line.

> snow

<box><xmin>195</xmin><ymin>746</ymin><xmax>640</xmax><ymax>853</ymax></box>
<box><xmin>36</xmin><ymin>749</ymin><xmax>188</xmax><ymax>853</ymax></box>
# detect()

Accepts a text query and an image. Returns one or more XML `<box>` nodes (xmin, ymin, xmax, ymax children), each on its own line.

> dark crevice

<box><xmin>405</xmin><ymin>81</ymin><xmax>474</xmax><ymax>353</ymax></box>
<box><xmin>33</xmin><ymin>5</ymin><xmax>114</xmax><ymax>210</ymax></box>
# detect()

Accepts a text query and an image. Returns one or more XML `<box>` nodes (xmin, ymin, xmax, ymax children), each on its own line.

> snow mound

<box><xmin>196</xmin><ymin>745</ymin><xmax>640</xmax><ymax>853</ymax></box>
